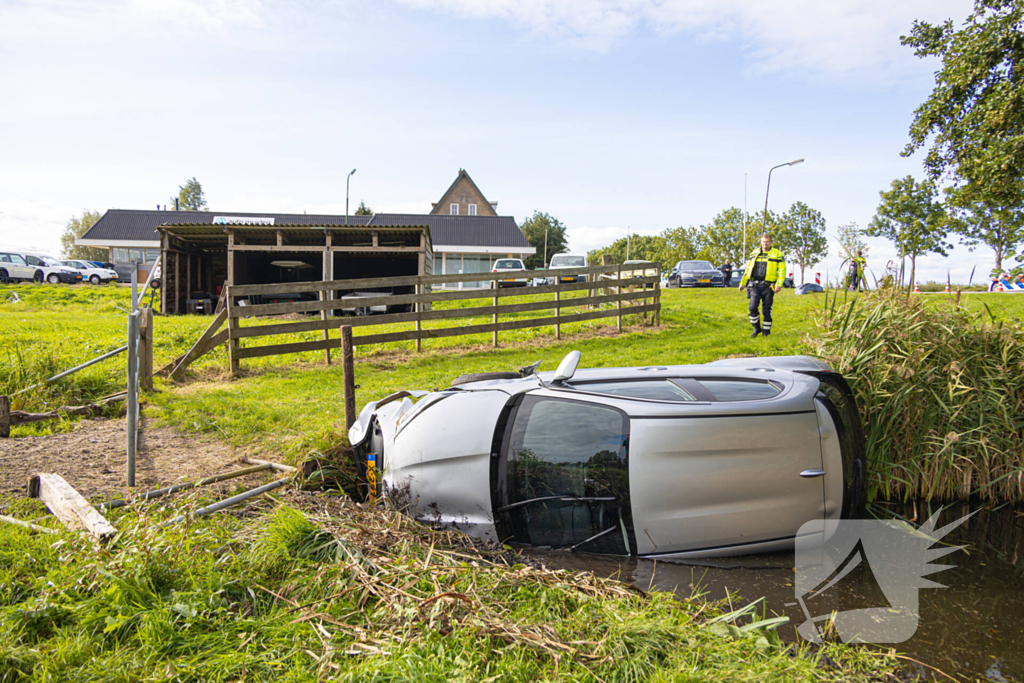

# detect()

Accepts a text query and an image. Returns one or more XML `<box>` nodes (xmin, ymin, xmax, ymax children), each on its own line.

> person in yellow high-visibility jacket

<box><xmin>849</xmin><ymin>250</ymin><xmax>867</xmax><ymax>291</ymax></box>
<box><xmin>738</xmin><ymin>233</ymin><xmax>786</xmax><ymax>337</ymax></box>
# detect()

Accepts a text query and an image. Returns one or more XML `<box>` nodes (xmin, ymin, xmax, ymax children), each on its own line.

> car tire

<box><xmin>47</xmin><ymin>273</ymin><xmax>61</xmax><ymax>285</ymax></box>
<box><xmin>90</xmin><ymin>275</ymin><xmax>101</xmax><ymax>285</ymax></box>
<box><xmin>0</xmin><ymin>269</ymin><xmax>7</xmax><ymax>284</ymax></box>
<box><xmin>450</xmin><ymin>371</ymin><xmax>522</xmax><ymax>387</ymax></box>
<box><xmin>150</xmin><ymin>278</ymin><xmax>161</xmax><ymax>290</ymax></box>
<box><xmin>34</xmin><ymin>270</ymin><xmax>44</xmax><ymax>284</ymax></box>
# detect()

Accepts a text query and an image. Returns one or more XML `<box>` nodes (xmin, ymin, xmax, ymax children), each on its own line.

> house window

<box><xmin>450</xmin><ymin>203</ymin><xmax>459</xmax><ymax>215</ymax></box>
<box><xmin>113</xmin><ymin>248</ymin><xmax>129</xmax><ymax>262</ymax></box>
<box><xmin>468</xmin><ymin>204</ymin><xmax>477</xmax><ymax>216</ymax></box>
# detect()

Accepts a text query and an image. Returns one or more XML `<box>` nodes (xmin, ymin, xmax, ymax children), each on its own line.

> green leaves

<box><xmin>867</xmin><ymin>176</ymin><xmax>950</xmax><ymax>286</ymax></box>
<box><xmin>519</xmin><ymin>211</ymin><xmax>569</xmax><ymax>269</ymax></box>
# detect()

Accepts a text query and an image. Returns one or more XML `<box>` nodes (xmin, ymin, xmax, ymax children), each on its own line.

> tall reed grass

<box><xmin>811</xmin><ymin>287</ymin><xmax>1024</xmax><ymax>503</ymax></box>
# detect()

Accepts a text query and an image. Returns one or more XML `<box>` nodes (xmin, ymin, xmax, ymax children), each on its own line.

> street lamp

<box><xmin>345</xmin><ymin>169</ymin><xmax>357</xmax><ymax>225</ymax></box>
<box><xmin>762</xmin><ymin>158</ymin><xmax>804</xmax><ymax>235</ymax></box>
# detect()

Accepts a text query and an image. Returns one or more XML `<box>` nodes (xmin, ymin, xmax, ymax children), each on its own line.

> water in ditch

<box><xmin>525</xmin><ymin>502</ymin><xmax>1024</xmax><ymax>681</ymax></box>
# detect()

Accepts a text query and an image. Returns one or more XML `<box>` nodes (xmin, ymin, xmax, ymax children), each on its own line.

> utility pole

<box><xmin>743</xmin><ymin>173</ymin><xmax>748</xmax><ymax>258</ymax></box>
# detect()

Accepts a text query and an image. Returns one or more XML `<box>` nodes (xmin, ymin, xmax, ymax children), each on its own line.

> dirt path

<box><xmin>0</xmin><ymin>417</ymin><xmax>274</xmax><ymax>500</ymax></box>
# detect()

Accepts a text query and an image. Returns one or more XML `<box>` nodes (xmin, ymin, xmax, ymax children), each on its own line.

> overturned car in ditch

<box><xmin>349</xmin><ymin>352</ymin><xmax>866</xmax><ymax>560</ymax></box>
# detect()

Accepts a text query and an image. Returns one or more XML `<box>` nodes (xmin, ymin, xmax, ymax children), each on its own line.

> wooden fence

<box><xmin>220</xmin><ymin>263</ymin><xmax>661</xmax><ymax>370</ymax></box>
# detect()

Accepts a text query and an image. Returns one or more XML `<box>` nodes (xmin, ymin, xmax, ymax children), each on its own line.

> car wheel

<box><xmin>150</xmin><ymin>278</ymin><xmax>161</xmax><ymax>290</ymax></box>
<box><xmin>34</xmin><ymin>270</ymin><xmax>44</xmax><ymax>284</ymax></box>
<box><xmin>89</xmin><ymin>275</ymin><xmax>101</xmax><ymax>285</ymax></box>
<box><xmin>450</xmin><ymin>371</ymin><xmax>521</xmax><ymax>387</ymax></box>
<box><xmin>47</xmin><ymin>273</ymin><xmax>61</xmax><ymax>285</ymax></box>
<box><xmin>0</xmin><ymin>269</ymin><xmax>7</xmax><ymax>284</ymax></box>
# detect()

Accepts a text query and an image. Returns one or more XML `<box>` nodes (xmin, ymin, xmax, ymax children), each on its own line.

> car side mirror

<box><xmin>552</xmin><ymin>350</ymin><xmax>581</xmax><ymax>383</ymax></box>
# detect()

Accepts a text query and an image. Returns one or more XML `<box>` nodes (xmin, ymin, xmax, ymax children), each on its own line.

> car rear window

<box><xmin>574</xmin><ymin>380</ymin><xmax>695</xmax><ymax>402</ymax></box>
<box><xmin>695</xmin><ymin>379</ymin><xmax>781</xmax><ymax>401</ymax></box>
<box><xmin>550</xmin><ymin>255</ymin><xmax>586</xmax><ymax>267</ymax></box>
<box><xmin>494</xmin><ymin>259</ymin><xmax>523</xmax><ymax>269</ymax></box>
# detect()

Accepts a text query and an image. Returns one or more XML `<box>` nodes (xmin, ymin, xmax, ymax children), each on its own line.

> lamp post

<box><xmin>762</xmin><ymin>158</ymin><xmax>804</xmax><ymax>235</ymax></box>
<box><xmin>345</xmin><ymin>168</ymin><xmax>357</xmax><ymax>225</ymax></box>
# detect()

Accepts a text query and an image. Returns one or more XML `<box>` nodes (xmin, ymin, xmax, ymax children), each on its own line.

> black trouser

<box><xmin>747</xmin><ymin>283</ymin><xmax>775</xmax><ymax>333</ymax></box>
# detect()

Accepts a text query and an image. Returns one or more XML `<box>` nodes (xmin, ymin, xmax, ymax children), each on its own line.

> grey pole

<box><xmin>126</xmin><ymin>268</ymin><xmax>139</xmax><ymax>487</ymax></box>
<box><xmin>345</xmin><ymin>168</ymin><xmax>356</xmax><ymax>225</ymax></box>
<box><xmin>762</xmin><ymin>159</ymin><xmax>804</xmax><ymax>235</ymax></box>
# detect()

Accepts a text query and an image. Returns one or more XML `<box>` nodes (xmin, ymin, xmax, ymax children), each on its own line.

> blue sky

<box><xmin>0</xmin><ymin>0</ymin><xmax>987</xmax><ymax>283</ymax></box>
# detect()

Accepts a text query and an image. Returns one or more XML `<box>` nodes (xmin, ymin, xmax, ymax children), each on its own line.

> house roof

<box><xmin>79</xmin><ymin>209</ymin><xmax>529</xmax><ymax>249</ymax></box>
<box><xmin>431</xmin><ymin>169</ymin><xmax>497</xmax><ymax>215</ymax></box>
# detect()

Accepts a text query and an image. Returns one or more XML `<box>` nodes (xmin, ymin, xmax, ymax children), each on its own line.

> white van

<box><xmin>546</xmin><ymin>253</ymin><xmax>588</xmax><ymax>284</ymax></box>
<box><xmin>61</xmin><ymin>259</ymin><xmax>118</xmax><ymax>285</ymax></box>
<box><xmin>0</xmin><ymin>251</ymin><xmax>82</xmax><ymax>284</ymax></box>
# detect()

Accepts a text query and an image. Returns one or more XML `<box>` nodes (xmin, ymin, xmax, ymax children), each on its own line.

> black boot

<box><xmin>762</xmin><ymin>330</ymin><xmax>771</xmax><ymax>337</ymax></box>
<box><xmin>750</xmin><ymin>326</ymin><xmax>762</xmax><ymax>338</ymax></box>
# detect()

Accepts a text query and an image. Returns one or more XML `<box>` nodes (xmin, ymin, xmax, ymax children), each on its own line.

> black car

<box><xmin>668</xmin><ymin>260</ymin><xmax>725</xmax><ymax>288</ymax></box>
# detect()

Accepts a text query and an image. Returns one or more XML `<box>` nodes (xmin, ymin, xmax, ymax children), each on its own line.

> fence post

<box><xmin>341</xmin><ymin>325</ymin><xmax>356</xmax><ymax>431</ymax></box>
<box><xmin>320</xmin><ymin>289</ymin><xmax>332</xmax><ymax>365</ymax></box>
<box><xmin>126</xmin><ymin>321</ymin><xmax>138</xmax><ymax>488</ymax></box>
<box><xmin>655</xmin><ymin>264</ymin><xmax>661</xmax><ymax>327</ymax></box>
<box><xmin>139</xmin><ymin>307</ymin><xmax>154</xmax><ymax>392</ymax></box>
<box><xmin>617</xmin><ymin>264</ymin><xmax>623</xmax><ymax>332</ymax></box>
<box><xmin>492</xmin><ymin>278</ymin><xmax>499</xmax><ymax>347</ymax></box>
<box><xmin>0</xmin><ymin>395</ymin><xmax>10</xmax><ymax>438</ymax></box>
<box><xmin>555</xmin><ymin>286</ymin><xmax>561</xmax><ymax>341</ymax></box>
<box><xmin>415</xmin><ymin>283</ymin><xmax>422</xmax><ymax>353</ymax></box>
<box><xmin>226</xmin><ymin>285</ymin><xmax>240</xmax><ymax>373</ymax></box>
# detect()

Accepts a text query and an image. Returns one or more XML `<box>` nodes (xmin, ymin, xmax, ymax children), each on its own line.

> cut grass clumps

<box><xmin>811</xmin><ymin>286</ymin><xmax>1024</xmax><ymax>504</ymax></box>
<box><xmin>0</xmin><ymin>493</ymin><xmax>899</xmax><ymax>682</ymax></box>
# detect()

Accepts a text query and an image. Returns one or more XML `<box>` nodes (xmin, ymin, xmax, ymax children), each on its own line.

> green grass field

<box><xmin>6</xmin><ymin>282</ymin><xmax>1023</xmax><ymax>681</ymax></box>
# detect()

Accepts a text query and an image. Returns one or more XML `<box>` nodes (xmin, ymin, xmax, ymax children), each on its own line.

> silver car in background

<box><xmin>668</xmin><ymin>260</ymin><xmax>725</xmax><ymax>288</ymax></box>
<box><xmin>350</xmin><ymin>352</ymin><xmax>866</xmax><ymax>559</ymax></box>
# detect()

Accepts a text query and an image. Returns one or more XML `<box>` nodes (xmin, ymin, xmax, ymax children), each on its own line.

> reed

<box><xmin>811</xmin><ymin>286</ymin><xmax>1024</xmax><ymax>503</ymax></box>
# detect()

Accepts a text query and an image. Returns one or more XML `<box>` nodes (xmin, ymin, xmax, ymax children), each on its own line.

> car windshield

<box><xmin>676</xmin><ymin>261</ymin><xmax>715</xmax><ymax>271</ymax></box>
<box><xmin>63</xmin><ymin>261</ymin><xmax>84</xmax><ymax>269</ymax></box>
<box><xmin>39</xmin><ymin>256</ymin><xmax>62</xmax><ymax>266</ymax></box>
<box><xmin>493</xmin><ymin>259</ymin><xmax>523</xmax><ymax>269</ymax></box>
<box><xmin>550</xmin><ymin>255</ymin><xmax>586</xmax><ymax>268</ymax></box>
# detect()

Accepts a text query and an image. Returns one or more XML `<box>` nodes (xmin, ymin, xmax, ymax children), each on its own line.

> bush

<box><xmin>811</xmin><ymin>287</ymin><xmax>1024</xmax><ymax>503</ymax></box>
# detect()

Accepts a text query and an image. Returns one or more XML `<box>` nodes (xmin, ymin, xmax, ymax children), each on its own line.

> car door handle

<box><xmin>799</xmin><ymin>468</ymin><xmax>826</xmax><ymax>478</ymax></box>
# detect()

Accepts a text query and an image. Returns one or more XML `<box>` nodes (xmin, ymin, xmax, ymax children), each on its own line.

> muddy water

<box><xmin>526</xmin><ymin>503</ymin><xmax>1024</xmax><ymax>681</ymax></box>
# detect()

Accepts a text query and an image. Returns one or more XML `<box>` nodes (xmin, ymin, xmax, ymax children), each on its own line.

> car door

<box><xmin>626</xmin><ymin>378</ymin><xmax>825</xmax><ymax>555</ymax></box>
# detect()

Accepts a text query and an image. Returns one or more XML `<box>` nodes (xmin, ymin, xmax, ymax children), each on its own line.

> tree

<box><xmin>777</xmin><ymin>202</ymin><xmax>828</xmax><ymax>283</ymax></box>
<box><xmin>174</xmin><ymin>177</ymin><xmax>208</xmax><ymax>211</ymax></box>
<box><xmin>587</xmin><ymin>234</ymin><xmax>666</xmax><ymax>265</ymax></box>
<box><xmin>946</xmin><ymin>191</ymin><xmax>1024</xmax><ymax>273</ymax></box>
<box><xmin>836</xmin><ymin>222</ymin><xmax>869</xmax><ymax>262</ymax></box>
<box><xmin>60</xmin><ymin>210</ymin><xmax>106</xmax><ymax>261</ymax></box>
<box><xmin>519</xmin><ymin>211</ymin><xmax>569</xmax><ymax>269</ymax></box>
<box><xmin>698</xmin><ymin>208</ymin><xmax>752</xmax><ymax>266</ymax></box>
<box><xmin>355</xmin><ymin>201</ymin><xmax>373</xmax><ymax>216</ymax></box>
<box><xmin>867</xmin><ymin>176</ymin><xmax>950</xmax><ymax>287</ymax></box>
<box><xmin>902</xmin><ymin>1</ymin><xmax>1024</xmax><ymax>210</ymax></box>
<box><xmin>657</xmin><ymin>226</ymin><xmax>705</xmax><ymax>266</ymax></box>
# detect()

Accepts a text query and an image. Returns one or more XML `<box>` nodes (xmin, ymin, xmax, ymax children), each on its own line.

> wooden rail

<box><xmin>221</xmin><ymin>262</ymin><xmax>660</xmax><ymax>370</ymax></box>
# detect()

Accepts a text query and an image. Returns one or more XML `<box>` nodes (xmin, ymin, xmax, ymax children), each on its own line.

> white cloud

<box><xmin>395</xmin><ymin>0</ymin><xmax>971</xmax><ymax>76</ymax></box>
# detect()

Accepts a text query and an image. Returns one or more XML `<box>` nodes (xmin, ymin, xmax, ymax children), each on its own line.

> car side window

<box><xmin>695</xmin><ymin>379</ymin><xmax>782</xmax><ymax>401</ymax></box>
<box><xmin>26</xmin><ymin>256</ymin><xmax>42</xmax><ymax>266</ymax></box>
<box><xmin>7</xmin><ymin>254</ymin><xmax>26</xmax><ymax>265</ymax></box>
<box><xmin>572</xmin><ymin>380</ymin><xmax>695</xmax><ymax>402</ymax></box>
<box><xmin>499</xmin><ymin>396</ymin><xmax>633</xmax><ymax>554</ymax></box>
<box><xmin>0</xmin><ymin>254</ymin><xmax>10</xmax><ymax>263</ymax></box>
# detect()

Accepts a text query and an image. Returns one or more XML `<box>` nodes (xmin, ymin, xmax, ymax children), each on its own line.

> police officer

<box><xmin>849</xmin><ymin>250</ymin><xmax>866</xmax><ymax>291</ymax></box>
<box><xmin>738</xmin><ymin>233</ymin><xmax>786</xmax><ymax>337</ymax></box>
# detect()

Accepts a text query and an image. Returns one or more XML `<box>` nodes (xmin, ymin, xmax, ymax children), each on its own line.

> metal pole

<box><xmin>346</xmin><ymin>168</ymin><xmax>356</xmax><ymax>225</ymax></box>
<box><xmin>11</xmin><ymin>345</ymin><xmax>128</xmax><ymax>396</ymax></box>
<box><xmin>743</xmin><ymin>172</ymin><xmax>748</xmax><ymax>258</ymax></box>
<box><xmin>163</xmin><ymin>475</ymin><xmax>293</xmax><ymax>526</ymax></box>
<box><xmin>99</xmin><ymin>463</ymin><xmax>273</xmax><ymax>511</ymax></box>
<box><xmin>127</xmin><ymin>269</ymin><xmax>139</xmax><ymax>488</ymax></box>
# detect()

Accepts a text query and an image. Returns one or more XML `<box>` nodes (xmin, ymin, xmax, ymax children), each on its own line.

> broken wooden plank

<box><xmin>0</xmin><ymin>513</ymin><xmax>57</xmax><ymax>535</ymax></box>
<box><xmin>28</xmin><ymin>473</ymin><xmax>116</xmax><ymax>539</ymax></box>
<box><xmin>168</xmin><ymin>308</ymin><xmax>228</xmax><ymax>380</ymax></box>
<box><xmin>0</xmin><ymin>395</ymin><xmax>9</xmax><ymax>438</ymax></box>
<box><xmin>8</xmin><ymin>392</ymin><xmax>127</xmax><ymax>426</ymax></box>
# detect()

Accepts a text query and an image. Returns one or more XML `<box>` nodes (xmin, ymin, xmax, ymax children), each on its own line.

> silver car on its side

<box><xmin>349</xmin><ymin>352</ymin><xmax>866</xmax><ymax>559</ymax></box>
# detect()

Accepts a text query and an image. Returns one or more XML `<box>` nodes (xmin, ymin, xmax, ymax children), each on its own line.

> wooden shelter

<box><xmin>157</xmin><ymin>223</ymin><xmax>433</xmax><ymax>315</ymax></box>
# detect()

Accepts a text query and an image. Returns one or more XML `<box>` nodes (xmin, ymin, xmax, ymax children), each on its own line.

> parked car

<box><xmin>491</xmin><ymin>258</ymin><xmax>528</xmax><ymax>288</ymax></box>
<box><xmin>61</xmin><ymin>259</ymin><xmax>119</xmax><ymax>285</ymax></box>
<box><xmin>0</xmin><ymin>250</ymin><xmax>42</xmax><ymax>283</ymax></box>
<box><xmin>349</xmin><ymin>351</ymin><xmax>866</xmax><ymax>559</ymax></box>
<box><xmin>8</xmin><ymin>252</ymin><xmax>82</xmax><ymax>284</ymax></box>
<box><xmin>668</xmin><ymin>260</ymin><xmax>725</xmax><ymax>288</ymax></box>
<box><xmin>795</xmin><ymin>283</ymin><xmax>824</xmax><ymax>295</ymax></box>
<box><xmin>545</xmin><ymin>253</ymin><xmax>588</xmax><ymax>285</ymax></box>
